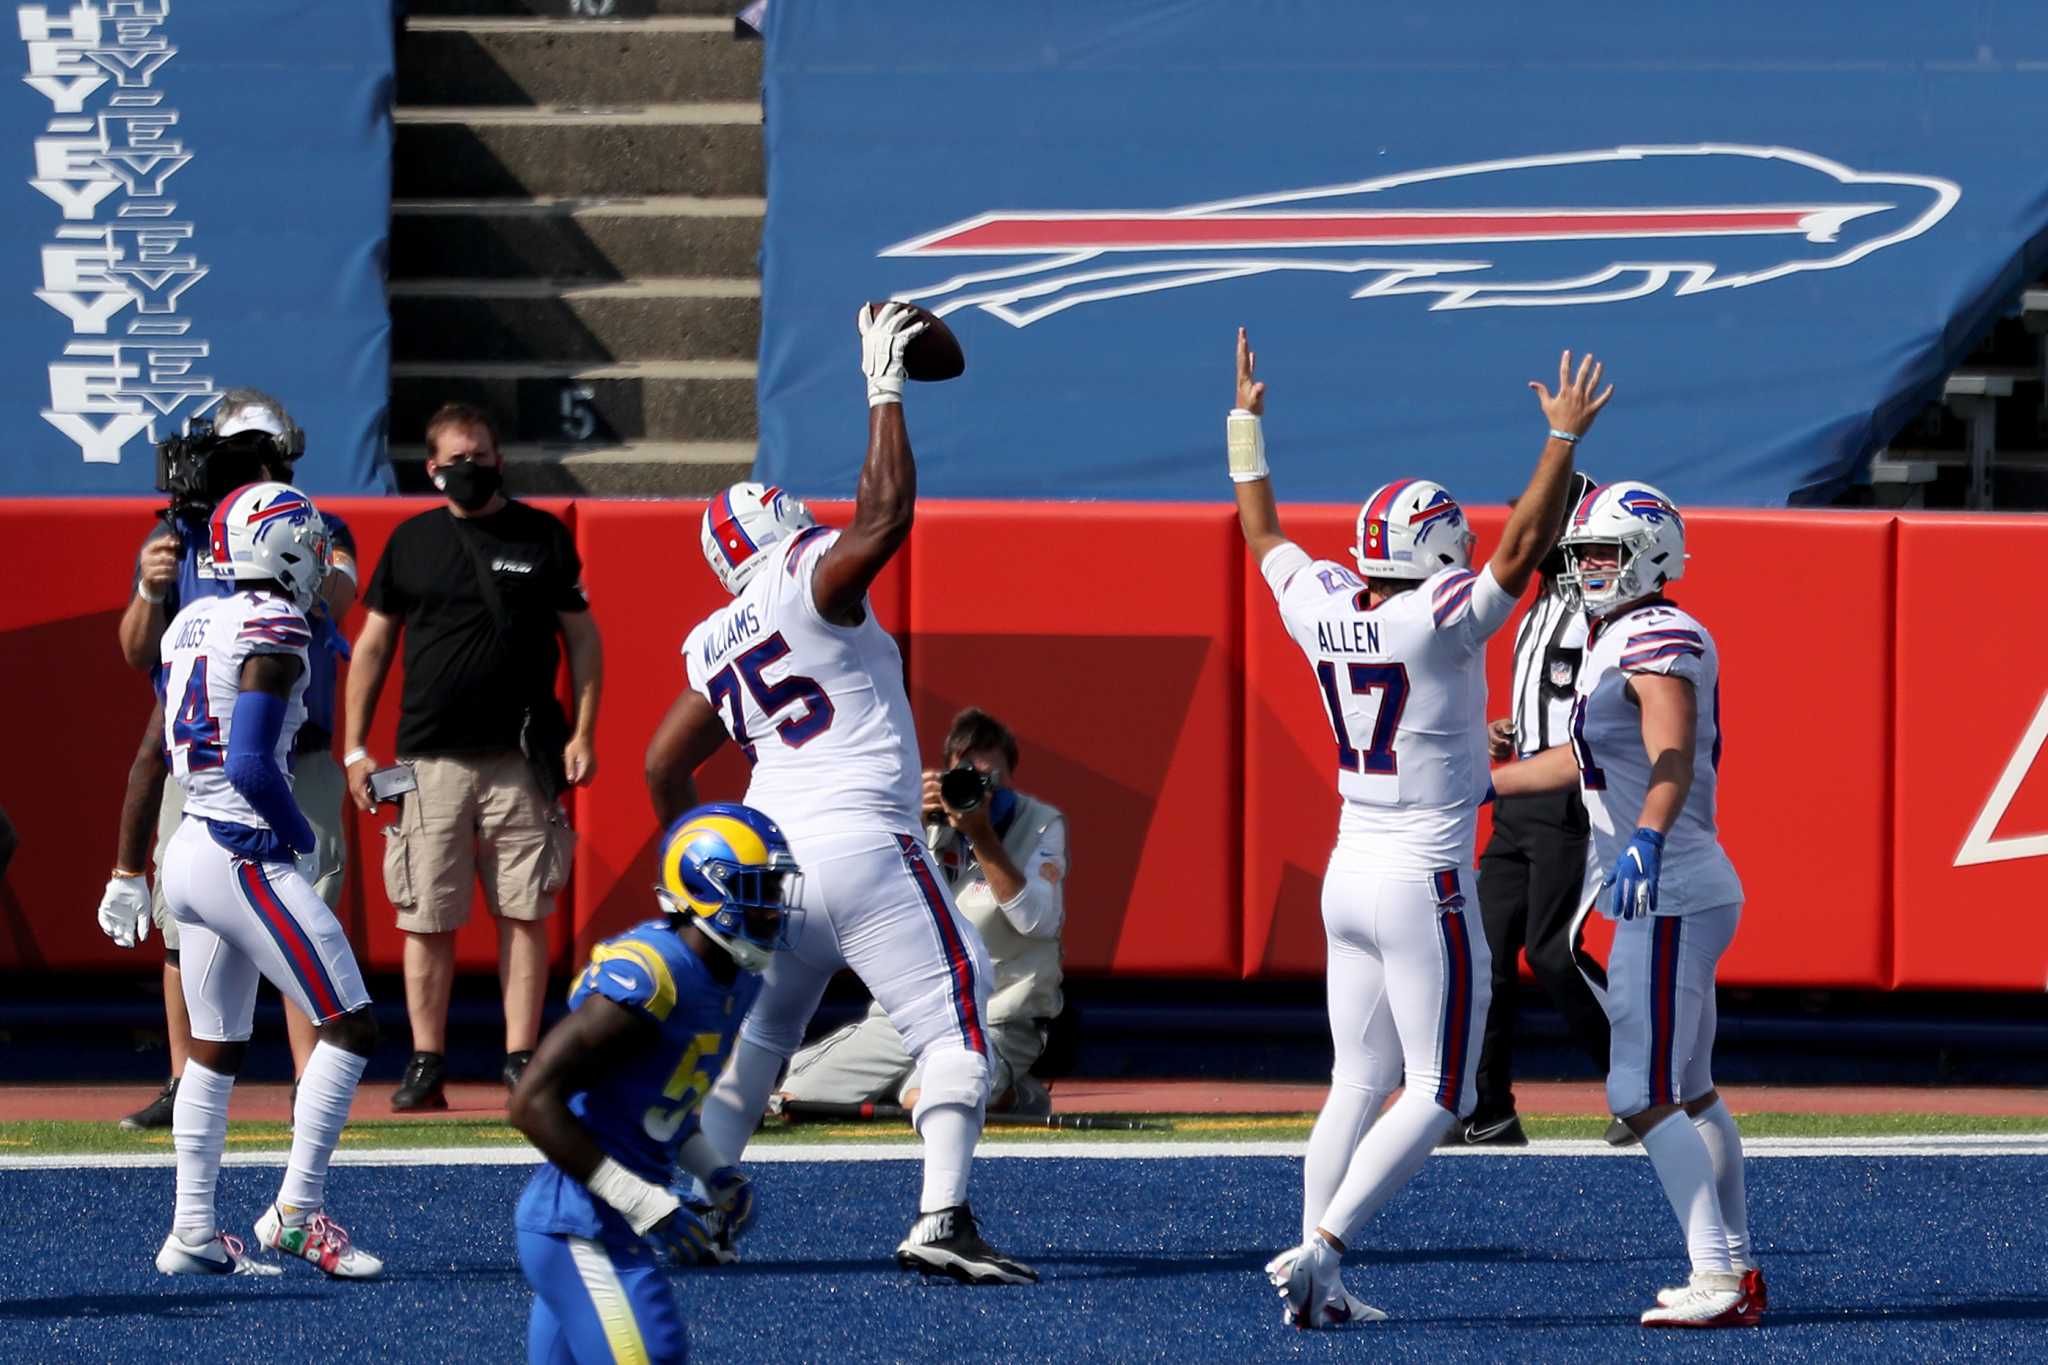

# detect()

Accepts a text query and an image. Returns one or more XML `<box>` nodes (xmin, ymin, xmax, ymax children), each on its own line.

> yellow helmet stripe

<box><xmin>588</xmin><ymin>940</ymin><xmax>677</xmax><ymax>1022</ymax></box>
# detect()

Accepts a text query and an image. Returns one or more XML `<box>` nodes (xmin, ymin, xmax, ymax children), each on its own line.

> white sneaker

<box><xmin>156</xmin><ymin>1230</ymin><xmax>283</xmax><ymax>1277</ymax></box>
<box><xmin>254</xmin><ymin>1204</ymin><xmax>384</xmax><ymax>1279</ymax></box>
<box><xmin>1640</xmin><ymin>1272</ymin><xmax>1748</xmax><ymax>1328</ymax></box>
<box><xmin>1265</xmin><ymin>1237</ymin><xmax>1379</xmax><ymax>1329</ymax></box>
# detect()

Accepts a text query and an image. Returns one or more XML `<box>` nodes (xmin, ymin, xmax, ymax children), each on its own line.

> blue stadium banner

<box><xmin>3</xmin><ymin>1</ymin><xmax>393</xmax><ymax>497</ymax></box>
<box><xmin>759</xmin><ymin>3</ymin><xmax>2048</xmax><ymax>506</ymax></box>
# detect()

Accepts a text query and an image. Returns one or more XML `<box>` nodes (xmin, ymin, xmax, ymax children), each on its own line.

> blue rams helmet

<box><xmin>655</xmin><ymin>804</ymin><xmax>803</xmax><ymax>973</ymax></box>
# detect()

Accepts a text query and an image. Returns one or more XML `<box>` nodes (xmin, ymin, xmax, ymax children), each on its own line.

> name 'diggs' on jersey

<box><xmin>683</xmin><ymin>526</ymin><xmax>922</xmax><ymax>842</ymax></box>
<box><xmin>160</xmin><ymin>591</ymin><xmax>312</xmax><ymax>842</ymax></box>
<box><xmin>514</xmin><ymin>922</ymin><xmax>763</xmax><ymax>1244</ymax></box>
<box><xmin>1263</xmin><ymin>545</ymin><xmax>1516</xmax><ymax>872</ymax></box>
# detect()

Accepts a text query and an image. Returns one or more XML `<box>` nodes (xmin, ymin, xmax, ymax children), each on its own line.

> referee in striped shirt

<box><xmin>1453</xmin><ymin>471</ymin><xmax>1631</xmax><ymax>1147</ymax></box>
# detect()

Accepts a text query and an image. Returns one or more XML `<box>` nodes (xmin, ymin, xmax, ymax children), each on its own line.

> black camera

<box><xmin>938</xmin><ymin>764</ymin><xmax>993</xmax><ymax>814</ymax></box>
<box><xmin>155</xmin><ymin>415</ymin><xmax>303</xmax><ymax>521</ymax></box>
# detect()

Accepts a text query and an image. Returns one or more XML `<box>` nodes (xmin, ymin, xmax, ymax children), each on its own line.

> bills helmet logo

<box><xmin>1407</xmin><ymin>488</ymin><xmax>1464</xmax><ymax>545</ymax></box>
<box><xmin>884</xmin><ymin>144</ymin><xmax>1956</xmax><ymax>326</ymax></box>
<box><xmin>1617</xmin><ymin>488</ymin><xmax>1681</xmax><ymax>526</ymax></box>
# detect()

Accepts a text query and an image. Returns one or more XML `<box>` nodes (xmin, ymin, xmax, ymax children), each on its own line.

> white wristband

<box><xmin>1227</xmin><ymin>409</ymin><xmax>1269</xmax><ymax>483</ymax></box>
<box><xmin>867</xmin><ymin>376</ymin><xmax>904</xmax><ymax>407</ymax></box>
<box><xmin>136</xmin><ymin>583</ymin><xmax>166</xmax><ymax>605</ymax></box>
<box><xmin>586</xmin><ymin>1156</ymin><xmax>681</xmax><ymax>1236</ymax></box>
<box><xmin>342</xmin><ymin>748</ymin><xmax>369</xmax><ymax>768</ymax></box>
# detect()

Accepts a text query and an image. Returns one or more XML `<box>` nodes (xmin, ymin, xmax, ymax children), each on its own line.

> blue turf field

<box><xmin>2</xmin><ymin>1153</ymin><xmax>2043</xmax><ymax>1362</ymax></box>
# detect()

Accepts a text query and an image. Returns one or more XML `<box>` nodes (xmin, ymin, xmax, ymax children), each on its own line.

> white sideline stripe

<box><xmin>4</xmin><ymin>1132</ymin><xmax>2047</xmax><ymax>1170</ymax></box>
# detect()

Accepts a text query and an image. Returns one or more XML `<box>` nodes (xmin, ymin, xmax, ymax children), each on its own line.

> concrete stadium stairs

<box><xmin>393</xmin><ymin>0</ymin><xmax>760</xmax><ymax>495</ymax></box>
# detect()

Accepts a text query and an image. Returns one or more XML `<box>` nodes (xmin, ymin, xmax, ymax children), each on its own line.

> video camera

<box><xmin>155</xmin><ymin>414</ymin><xmax>305</xmax><ymax>523</ymax></box>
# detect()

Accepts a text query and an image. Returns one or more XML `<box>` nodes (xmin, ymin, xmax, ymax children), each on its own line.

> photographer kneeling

<box><xmin>780</xmin><ymin>708</ymin><xmax>1069</xmax><ymax>1115</ymax></box>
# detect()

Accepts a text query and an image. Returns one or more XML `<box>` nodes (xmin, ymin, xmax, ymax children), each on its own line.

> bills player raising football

<box><xmin>644</xmin><ymin>302</ymin><xmax>1034</xmax><ymax>1285</ymax></box>
<box><xmin>149</xmin><ymin>482</ymin><xmax>382</xmax><ymax>1280</ymax></box>
<box><xmin>1490</xmin><ymin>481</ymin><xmax>1759</xmax><ymax>1328</ymax></box>
<box><xmin>1230</xmin><ymin>329</ymin><xmax>1612</xmax><ymax>1327</ymax></box>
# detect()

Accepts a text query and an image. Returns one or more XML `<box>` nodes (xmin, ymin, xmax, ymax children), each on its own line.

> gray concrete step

<box><xmin>392</xmin><ymin>440</ymin><xmax>755</xmax><ymax>498</ymax></box>
<box><xmin>406</xmin><ymin>0</ymin><xmax>738</xmax><ymax>16</ymax></box>
<box><xmin>399</xmin><ymin>17</ymin><xmax>759</xmax><ymax>107</ymax></box>
<box><xmin>390</xmin><ymin>196</ymin><xmax>762</xmax><ymax>281</ymax></box>
<box><xmin>392</xmin><ymin>359</ymin><xmax>755</xmax><ymax>444</ymax></box>
<box><xmin>390</xmin><ymin>278</ymin><xmax>760</xmax><ymax>363</ymax></box>
<box><xmin>395</xmin><ymin>106</ymin><xmax>761</xmax><ymax>198</ymax></box>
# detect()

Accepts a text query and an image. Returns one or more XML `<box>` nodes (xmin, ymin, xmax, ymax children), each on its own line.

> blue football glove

<box><xmin>646</xmin><ymin>1204</ymin><xmax>723</xmax><ymax>1268</ymax></box>
<box><xmin>703</xmin><ymin>1165</ymin><xmax>755</xmax><ymax>1243</ymax></box>
<box><xmin>1600</xmin><ymin>827</ymin><xmax>1665</xmax><ymax>921</ymax></box>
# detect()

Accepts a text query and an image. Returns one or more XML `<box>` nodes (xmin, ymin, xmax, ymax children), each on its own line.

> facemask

<box><xmin>433</xmin><ymin>460</ymin><xmax>502</xmax><ymax>512</ymax></box>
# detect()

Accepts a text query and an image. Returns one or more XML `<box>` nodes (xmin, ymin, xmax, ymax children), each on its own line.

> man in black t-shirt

<box><xmin>344</xmin><ymin>403</ymin><xmax>603</xmax><ymax>1110</ymax></box>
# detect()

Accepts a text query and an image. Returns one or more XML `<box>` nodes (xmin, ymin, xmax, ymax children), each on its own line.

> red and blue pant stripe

<box><xmin>1433</xmin><ymin>897</ymin><xmax>1476</xmax><ymax>1112</ymax></box>
<box><xmin>234</xmin><ymin>861</ymin><xmax>344</xmax><ymax>1022</ymax></box>
<box><xmin>895</xmin><ymin>836</ymin><xmax>988</xmax><ymax>1056</ymax></box>
<box><xmin>1648</xmin><ymin>916</ymin><xmax>1684</xmax><ymax>1105</ymax></box>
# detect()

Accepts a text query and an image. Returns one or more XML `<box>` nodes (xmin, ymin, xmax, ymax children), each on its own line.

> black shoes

<box><xmin>120</xmin><ymin>1077</ymin><xmax>180</xmax><ymax>1131</ymax></box>
<box><xmin>1442</xmin><ymin>1112</ymin><xmax>1530</xmax><ymax>1147</ymax></box>
<box><xmin>502</xmin><ymin>1050</ymin><xmax>535</xmax><ymax>1092</ymax></box>
<box><xmin>895</xmin><ymin>1203</ymin><xmax>1038</xmax><ymax>1285</ymax></box>
<box><xmin>1603</xmin><ymin>1117</ymin><xmax>1640</xmax><ymax>1147</ymax></box>
<box><xmin>391</xmin><ymin>1050</ymin><xmax>448</xmax><ymax>1111</ymax></box>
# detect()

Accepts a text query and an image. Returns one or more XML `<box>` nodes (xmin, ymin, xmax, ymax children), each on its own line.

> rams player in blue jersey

<box><xmin>509</xmin><ymin>804</ymin><xmax>801</xmax><ymax>1365</ymax></box>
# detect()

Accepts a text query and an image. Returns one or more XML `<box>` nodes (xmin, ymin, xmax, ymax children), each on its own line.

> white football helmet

<box><xmin>1557</xmin><ymin>480</ymin><xmax>1688</xmax><ymax>616</ymax></box>
<box><xmin>207</xmin><ymin>481</ymin><xmax>330</xmax><ymax>611</ymax></box>
<box><xmin>1352</xmin><ymin>478</ymin><xmax>1476</xmax><ymax>582</ymax></box>
<box><xmin>702</xmin><ymin>482</ymin><xmax>815</xmax><ymax>594</ymax></box>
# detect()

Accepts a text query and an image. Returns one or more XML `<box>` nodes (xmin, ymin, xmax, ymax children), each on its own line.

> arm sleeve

<box><xmin>224</xmin><ymin>689</ymin><xmax>317</xmax><ymax>853</ymax></box>
<box><xmin>1257</xmin><ymin>542</ymin><xmax>1313</xmax><ymax>601</ymax></box>
<box><xmin>1433</xmin><ymin>564</ymin><xmax>1517</xmax><ymax>647</ymax></box>
<box><xmin>1617</xmin><ymin>626</ymin><xmax>1709</xmax><ymax>684</ymax></box>
<box><xmin>786</xmin><ymin>526</ymin><xmax>847</xmax><ymax>629</ymax></box>
<box><xmin>995</xmin><ymin>816</ymin><xmax>1067</xmax><ymax>940</ymax></box>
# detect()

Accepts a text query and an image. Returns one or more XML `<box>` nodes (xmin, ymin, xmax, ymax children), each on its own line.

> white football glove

<box><xmin>96</xmin><ymin>874</ymin><xmax>152</xmax><ymax>949</ymax></box>
<box><xmin>858</xmin><ymin>301</ymin><xmax>927</xmax><ymax>407</ymax></box>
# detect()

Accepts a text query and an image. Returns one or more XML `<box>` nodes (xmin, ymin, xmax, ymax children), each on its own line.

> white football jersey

<box><xmin>160</xmin><ymin>590</ymin><xmax>312</xmax><ymax>827</ymax></box>
<box><xmin>1263</xmin><ymin>543</ymin><xmax>1516</xmax><ymax>871</ymax></box>
<box><xmin>1571</xmin><ymin>600</ymin><xmax>1743</xmax><ymax>914</ymax></box>
<box><xmin>683</xmin><ymin>527</ymin><xmax>921</xmax><ymax>843</ymax></box>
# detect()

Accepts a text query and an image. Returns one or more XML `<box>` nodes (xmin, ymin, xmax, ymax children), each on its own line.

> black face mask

<box><xmin>434</xmin><ymin>460</ymin><xmax>502</xmax><ymax>512</ymax></box>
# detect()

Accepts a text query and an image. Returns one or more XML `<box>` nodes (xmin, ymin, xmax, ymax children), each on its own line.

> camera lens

<box><xmin>939</xmin><ymin>765</ymin><xmax>987</xmax><ymax>812</ymax></box>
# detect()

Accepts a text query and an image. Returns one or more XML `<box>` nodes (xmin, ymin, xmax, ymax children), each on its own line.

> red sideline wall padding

<box><xmin>1893</xmin><ymin>518</ymin><xmax>2048</xmax><ymax>990</ymax></box>
<box><xmin>1242</xmin><ymin>508</ymin><xmax>1896</xmax><ymax>989</ymax></box>
<box><xmin>906</xmin><ymin>503</ymin><xmax>1242</xmax><ymax>977</ymax></box>
<box><xmin>5</xmin><ymin>498</ymin><xmax>2044</xmax><ymax>992</ymax></box>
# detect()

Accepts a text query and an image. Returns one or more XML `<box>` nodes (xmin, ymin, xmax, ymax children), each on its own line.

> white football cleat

<box><xmin>254</xmin><ymin>1204</ymin><xmax>385</xmax><ymax>1279</ymax></box>
<box><xmin>1655</xmin><ymin>1265</ymin><xmax>1766</xmax><ymax>1324</ymax></box>
<box><xmin>1265</xmin><ymin>1236</ymin><xmax>1377</xmax><ymax>1329</ymax></box>
<box><xmin>1640</xmin><ymin>1271</ymin><xmax>1749</xmax><ymax>1328</ymax></box>
<box><xmin>156</xmin><ymin>1230</ymin><xmax>283</xmax><ymax>1277</ymax></box>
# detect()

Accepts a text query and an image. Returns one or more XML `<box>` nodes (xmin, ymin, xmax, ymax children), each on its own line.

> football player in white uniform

<box><xmin>644</xmin><ymin>302</ymin><xmax>1034</xmax><ymax>1285</ymax></box>
<box><xmin>1233</xmin><ymin>330</ymin><xmax>1613</xmax><ymax>1326</ymax></box>
<box><xmin>1490</xmin><ymin>481</ymin><xmax>1758</xmax><ymax>1328</ymax></box>
<box><xmin>151</xmin><ymin>482</ymin><xmax>382</xmax><ymax>1280</ymax></box>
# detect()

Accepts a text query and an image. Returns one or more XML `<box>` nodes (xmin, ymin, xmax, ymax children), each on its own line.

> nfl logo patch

<box><xmin>1550</xmin><ymin>659</ymin><xmax>1576</xmax><ymax>687</ymax></box>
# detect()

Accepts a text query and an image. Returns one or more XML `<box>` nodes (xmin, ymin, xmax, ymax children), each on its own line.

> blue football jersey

<box><xmin>515</xmin><ymin>920</ymin><xmax>763</xmax><ymax>1244</ymax></box>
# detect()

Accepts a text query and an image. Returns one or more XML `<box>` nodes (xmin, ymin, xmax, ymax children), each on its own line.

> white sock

<box><xmin>172</xmin><ymin>1060</ymin><xmax>235</xmax><ymax>1242</ymax></box>
<box><xmin>1691</xmin><ymin>1099</ymin><xmax>1750</xmax><ymax>1269</ymax></box>
<box><xmin>1640</xmin><ymin>1111</ymin><xmax>1734</xmax><ymax>1275</ymax></box>
<box><xmin>1302</xmin><ymin>1080</ymin><xmax>1388</xmax><ymax>1241</ymax></box>
<box><xmin>277</xmin><ymin>1042</ymin><xmax>368</xmax><ymax>1220</ymax></box>
<box><xmin>915</xmin><ymin>1102</ymin><xmax>980</xmax><ymax>1212</ymax></box>
<box><xmin>1315</xmin><ymin>1091</ymin><xmax>1455</xmax><ymax>1245</ymax></box>
<box><xmin>698</xmin><ymin>1037</ymin><xmax>784</xmax><ymax>1165</ymax></box>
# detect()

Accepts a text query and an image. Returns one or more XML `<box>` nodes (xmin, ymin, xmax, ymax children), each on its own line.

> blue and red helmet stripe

<box><xmin>1360</xmin><ymin>478</ymin><xmax>1417</xmax><ymax>560</ymax></box>
<box><xmin>708</xmin><ymin>488</ymin><xmax>758</xmax><ymax>569</ymax></box>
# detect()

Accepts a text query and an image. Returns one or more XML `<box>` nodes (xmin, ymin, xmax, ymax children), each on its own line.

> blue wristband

<box><xmin>1548</xmin><ymin>428</ymin><xmax>1581</xmax><ymax>445</ymax></box>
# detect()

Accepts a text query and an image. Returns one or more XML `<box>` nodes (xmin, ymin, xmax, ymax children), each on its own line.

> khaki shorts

<box><xmin>151</xmin><ymin>749</ymin><xmax>350</xmax><ymax>951</ymax></box>
<box><xmin>381</xmin><ymin>751</ymin><xmax>574</xmax><ymax>934</ymax></box>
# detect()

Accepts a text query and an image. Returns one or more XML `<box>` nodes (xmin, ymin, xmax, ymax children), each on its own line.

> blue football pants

<box><xmin>516</xmin><ymin>1227</ymin><xmax>687</xmax><ymax>1365</ymax></box>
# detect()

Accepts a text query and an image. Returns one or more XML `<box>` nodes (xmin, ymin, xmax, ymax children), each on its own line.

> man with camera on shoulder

<box><xmin>779</xmin><ymin>708</ymin><xmax>1069</xmax><ymax>1116</ymax></box>
<box><xmin>94</xmin><ymin>390</ymin><xmax>360</xmax><ymax>1130</ymax></box>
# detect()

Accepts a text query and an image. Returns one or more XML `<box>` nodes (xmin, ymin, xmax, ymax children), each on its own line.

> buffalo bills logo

<box><xmin>884</xmin><ymin>145</ymin><xmax>1957</xmax><ymax>325</ymax></box>
<box><xmin>1617</xmin><ymin>488</ymin><xmax>1681</xmax><ymax>526</ymax></box>
<box><xmin>1407</xmin><ymin>489</ymin><xmax>1464</xmax><ymax>545</ymax></box>
<box><xmin>244</xmin><ymin>493</ymin><xmax>313</xmax><ymax>544</ymax></box>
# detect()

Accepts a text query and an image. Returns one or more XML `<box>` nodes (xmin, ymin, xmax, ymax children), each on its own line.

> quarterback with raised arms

<box><xmin>1231</xmin><ymin>331</ymin><xmax>1612</xmax><ymax>1326</ymax></box>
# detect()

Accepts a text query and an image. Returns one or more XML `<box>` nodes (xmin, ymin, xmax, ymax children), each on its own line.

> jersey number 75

<box><xmin>707</xmin><ymin>631</ymin><xmax>836</xmax><ymax>763</ymax></box>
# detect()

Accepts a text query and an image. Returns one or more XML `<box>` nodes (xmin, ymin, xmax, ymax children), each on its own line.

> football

<box><xmin>862</xmin><ymin>300</ymin><xmax>966</xmax><ymax>381</ymax></box>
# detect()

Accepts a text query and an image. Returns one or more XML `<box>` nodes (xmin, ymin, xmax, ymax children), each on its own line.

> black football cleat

<box><xmin>895</xmin><ymin>1203</ymin><xmax>1038</xmax><ymax>1285</ymax></box>
<box><xmin>120</xmin><ymin>1078</ymin><xmax>180</xmax><ymax>1132</ymax></box>
<box><xmin>391</xmin><ymin>1051</ymin><xmax>448</xmax><ymax>1111</ymax></box>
